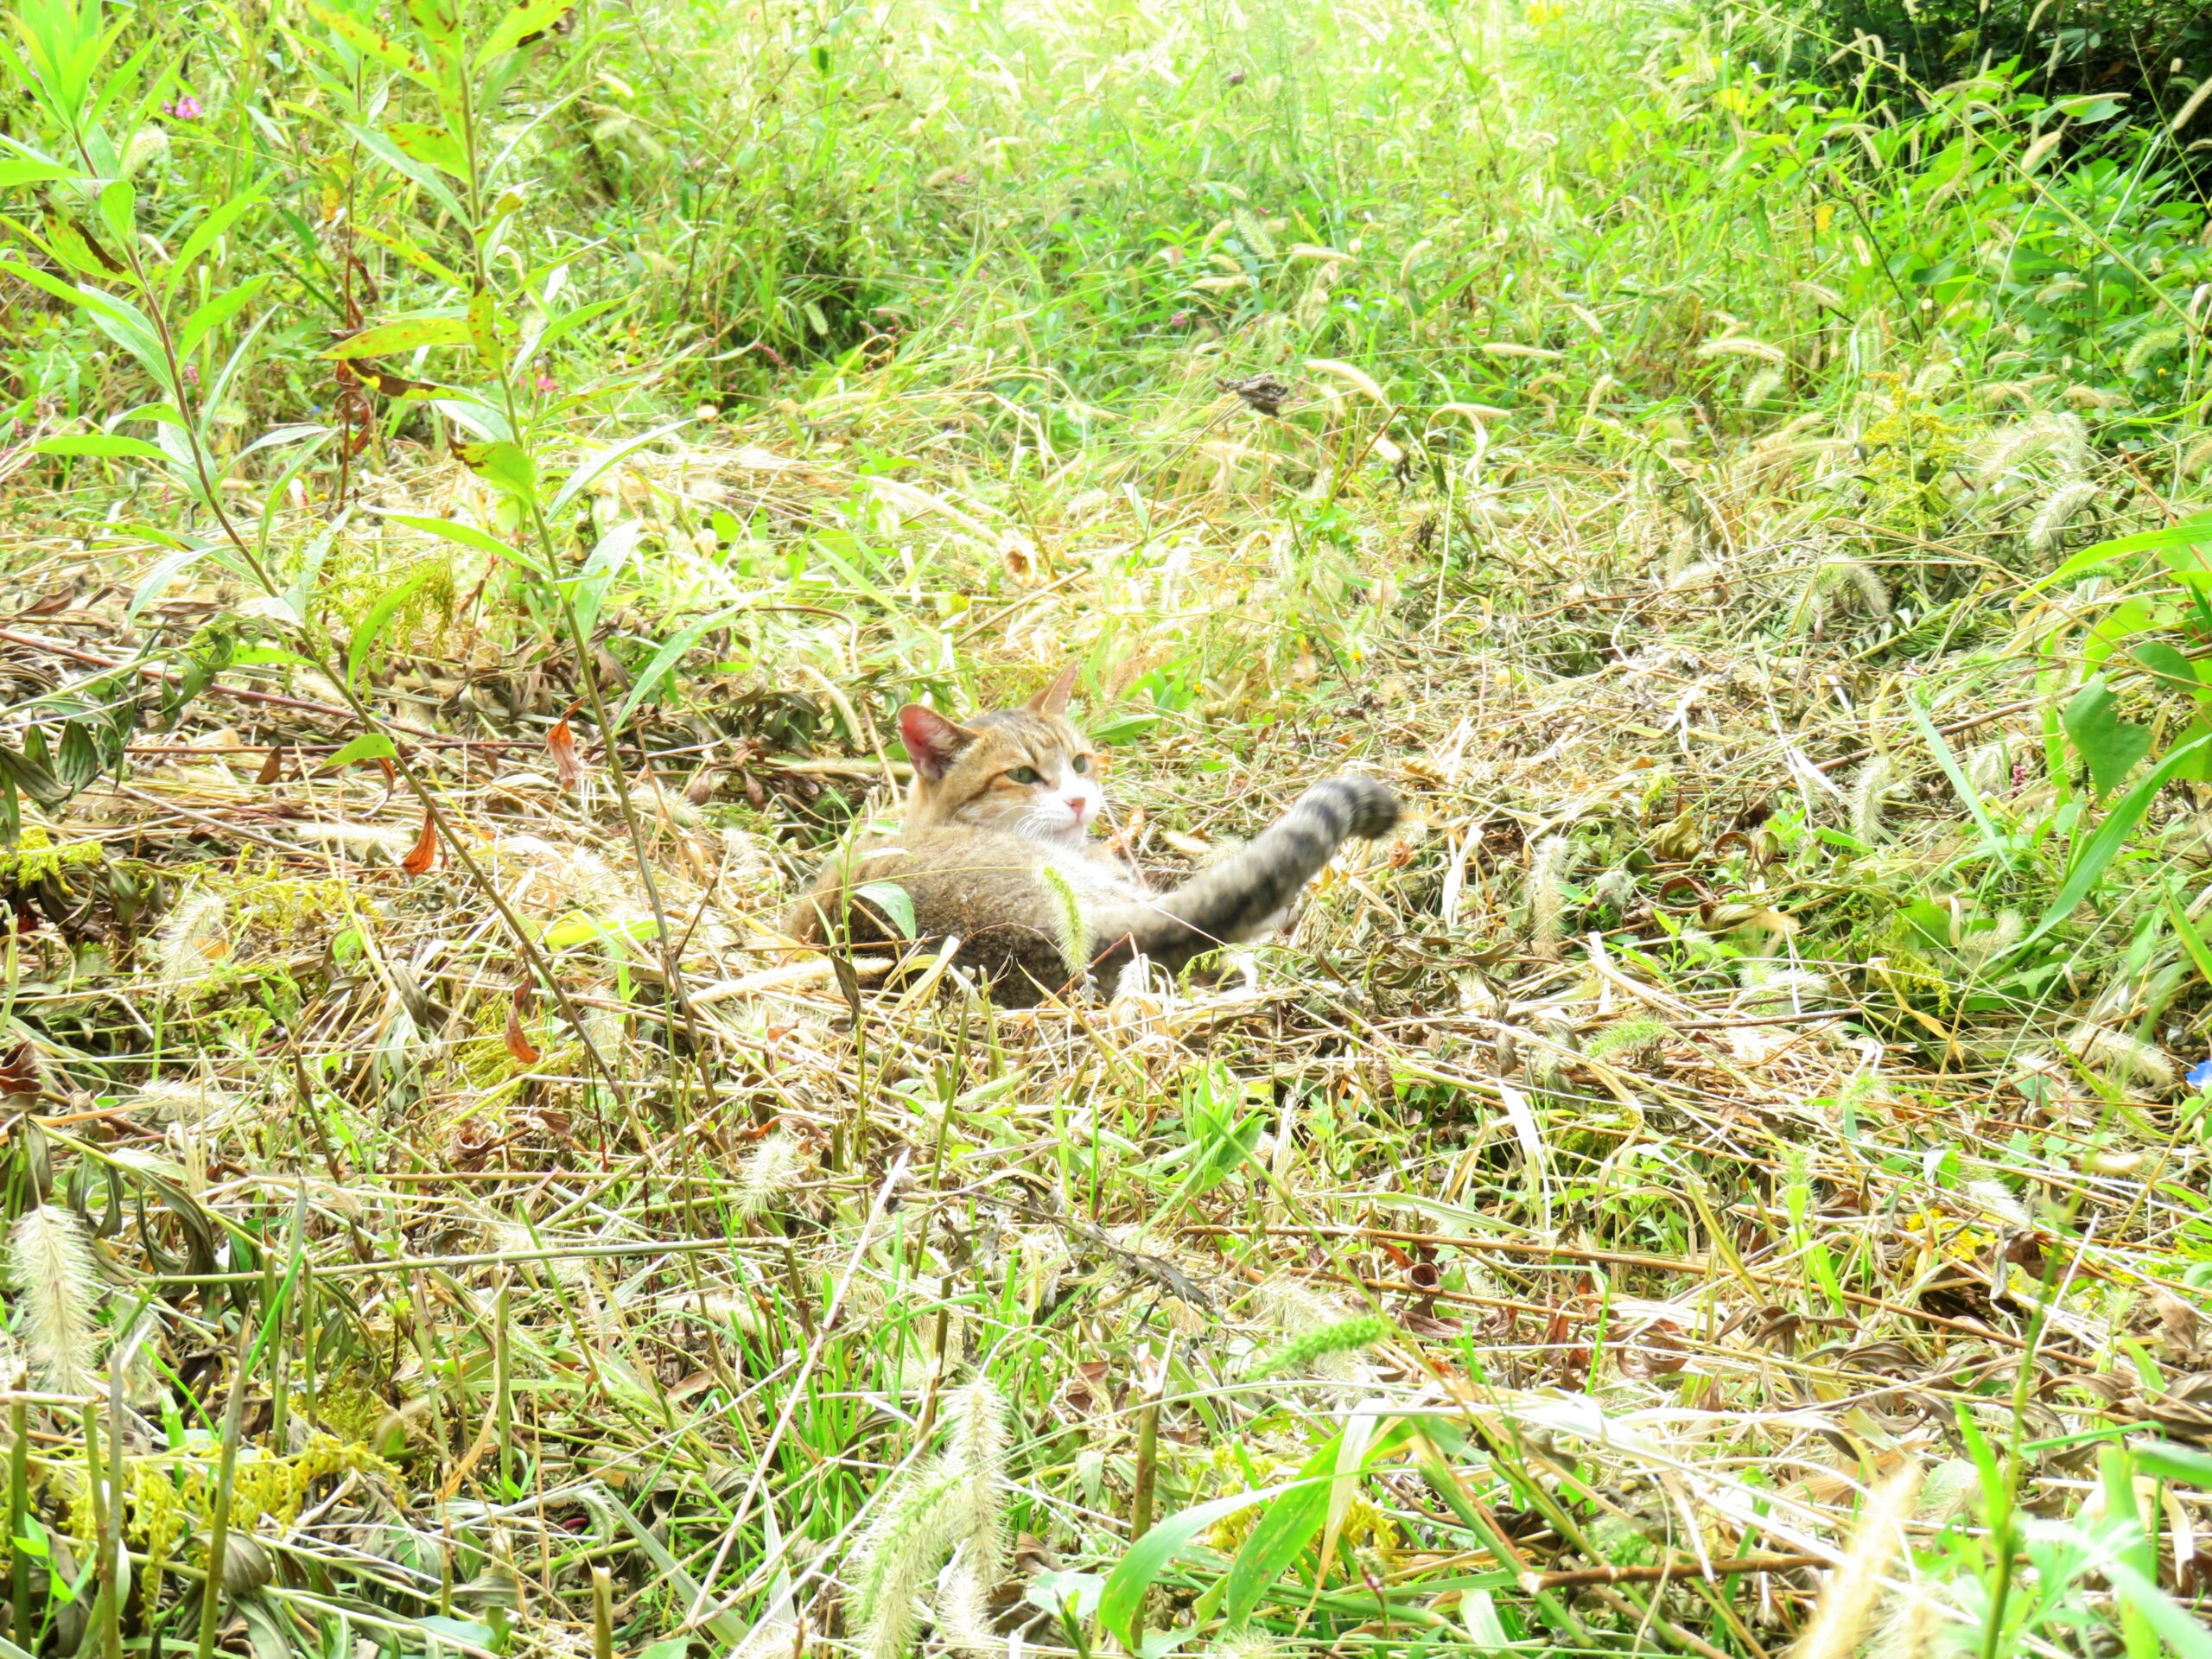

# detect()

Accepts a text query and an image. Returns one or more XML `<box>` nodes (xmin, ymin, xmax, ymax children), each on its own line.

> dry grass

<box><xmin>2</xmin><ymin>360</ymin><xmax>2209</xmax><ymax>1658</ymax></box>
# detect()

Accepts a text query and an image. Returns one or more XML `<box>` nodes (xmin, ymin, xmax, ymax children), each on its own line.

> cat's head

<box><xmin>894</xmin><ymin>665</ymin><xmax>1104</xmax><ymax>844</ymax></box>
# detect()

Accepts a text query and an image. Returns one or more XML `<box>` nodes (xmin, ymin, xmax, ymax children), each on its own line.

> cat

<box><xmin>783</xmin><ymin>665</ymin><xmax>1399</xmax><ymax>1005</ymax></box>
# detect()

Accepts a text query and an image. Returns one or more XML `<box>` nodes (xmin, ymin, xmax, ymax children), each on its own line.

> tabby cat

<box><xmin>784</xmin><ymin>667</ymin><xmax>1399</xmax><ymax>1004</ymax></box>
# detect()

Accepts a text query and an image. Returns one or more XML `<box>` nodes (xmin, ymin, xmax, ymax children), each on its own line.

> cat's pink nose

<box><xmin>1065</xmin><ymin>796</ymin><xmax>1089</xmax><ymax>820</ymax></box>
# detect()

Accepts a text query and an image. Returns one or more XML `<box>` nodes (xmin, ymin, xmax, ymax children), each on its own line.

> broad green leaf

<box><xmin>2009</xmin><ymin>733</ymin><xmax>2212</xmax><ymax>958</ymax></box>
<box><xmin>2132</xmin><ymin>1440</ymin><xmax>2212</xmax><ymax>1489</ymax></box>
<box><xmin>346</xmin><ymin>564</ymin><xmax>443</xmax><ymax>692</ymax></box>
<box><xmin>852</xmin><ymin>880</ymin><xmax>916</xmax><ymax>938</ymax></box>
<box><xmin>320</xmin><ymin>734</ymin><xmax>396</xmax><ymax>771</ymax></box>
<box><xmin>467</xmin><ymin>287</ymin><xmax>507</xmax><ymax>374</ymax></box>
<box><xmin>475</xmin><ymin>0</ymin><xmax>569</xmax><ymax>65</ymax></box>
<box><xmin>349</xmin><ymin>221</ymin><xmax>468</xmax><ymax>289</ymax></box>
<box><xmin>164</xmin><ymin>180</ymin><xmax>273</xmax><ymax>295</ymax></box>
<box><xmin>1097</xmin><ymin>1482</ymin><xmax>1300</xmax><ymax>1652</ymax></box>
<box><xmin>2031</xmin><ymin>512</ymin><xmax>2212</xmax><ymax>590</ymax></box>
<box><xmin>544</xmin><ymin>418</ymin><xmax>691</xmax><ymax>521</ymax></box>
<box><xmin>326</xmin><ymin>315</ymin><xmax>471</xmax><ymax>359</ymax></box>
<box><xmin>175</xmin><ymin>275</ymin><xmax>269</xmax><ymax>359</ymax></box>
<box><xmin>386</xmin><ymin>120</ymin><xmax>468</xmax><ymax>179</ymax></box>
<box><xmin>1224</xmin><ymin>1436</ymin><xmax>1338</xmax><ymax>1628</ymax></box>
<box><xmin>609</xmin><ymin>605</ymin><xmax>744</xmax><ymax>733</ymax></box>
<box><xmin>130</xmin><ymin>543</ymin><xmax>215</xmax><ymax>620</ymax></box>
<box><xmin>2128</xmin><ymin>640</ymin><xmax>2200</xmax><ymax>696</ymax></box>
<box><xmin>404</xmin><ymin>0</ymin><xmax>464</xmax><ymax>50</ymax></box>
<box><xmin>2061</xmin><ymin>677</ymin><xmax>2152</xmax><ymax>798</ymax></box>
<box><xmin>519</xmin><ymin>294</ymin><xmax>624</xmax><ymax>369</ymax></box>
<box><xmin>453</xmin><ymin>440</ymin><xmax>537</xmax><ymax>505</ymax></box>
<box><xmin>342</xmin><ymin>122</ymin><xmax>470</xmax><ymax>226</ymax></box>
<box><xmin>374</xmin><ymin>512</ymin><xmax>540</xmax><ymax>573</ymax></box>
<box><xmin>33</xmin><ymin>434</ymin><xmax>168</xmax><ymax>461</ymax></box>
<box><xmin>302</xmin><ymin>0</ymin><xmax>427</xmax><ymax>77</ymax></box>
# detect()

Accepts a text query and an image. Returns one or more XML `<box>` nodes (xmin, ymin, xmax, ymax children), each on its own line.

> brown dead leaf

<box><xmin>547</xmin><ymin>715</ymin><xmax>584</xmax><ymax>790</ymax></box>
<box><xmin>255</xmin><ymin>746</ymin><xmax>285</xmax><ymax>785</ymax></box>
<box><xmin>401</xmin><ymin>810</ymin><xmax>438</xmax><ymax>875</ymax></box>
<box><xmin>0</xmin><ymin>1041</ymin><xmax>41</xmax><ymax>1096</ymax></box>
<box><xmin>505</xmin><ymin>987</ymin><xmax>542</xmax><ymax>1065</ymax></box>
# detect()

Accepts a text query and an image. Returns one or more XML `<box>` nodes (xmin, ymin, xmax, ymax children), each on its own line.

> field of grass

<box><xmin>3</xmin><ymin>0</ymin><xmax>2212</xmax><ymax>1655</ymax></box>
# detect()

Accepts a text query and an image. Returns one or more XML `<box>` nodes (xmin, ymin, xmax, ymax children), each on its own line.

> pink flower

<box><xmin>162</xmin><ymin>94</ymin><xmax>204</xmax><ymax>120</ymax></box>
<box><xmin>533</xmin><ymin>373</ymin><xmax>557</xmax><ymax>395</ymax></box>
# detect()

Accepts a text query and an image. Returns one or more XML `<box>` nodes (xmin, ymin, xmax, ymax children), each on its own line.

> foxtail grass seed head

<box><xmin>1850</xmin><ymin>756</ymin><xmax>1895</xmax><ymax>844</ymax></box>
<box><xmin>852</xmin><ymin>1459</ymin><xmax>967</xmax><ymax>1659</ymax></box>
<box><xmin>156</xmin><ymin>888</ymin><xmax>226</xmax><ymax>993</ymax></box>
<box><xmin>2066</xmin><ymin>1025</ymin><xmax>2177</xmax><ymax>1095</ymax></box>
<box><xmin>9</xmin><ymin>1205</ymin><xmax>102</xmax><ymax>1395</ymax></box>
<box><xmin>734</xmin><ymin>1130</ymin><xmax>808</xmax><ymax>1221</ymax></box>
<box><xmin>1249</xmin><ymin>1313</ymin><xmax>1392</xmax><ymax>1380</ymax></box>
<box><xmin>1790</xmin><ymin>1461</ymin><xmax>1922</xmax><ymax>1659</ymax></box>
<box><xmin>2028</xmin><ymin>479</ymin><xmax>2101</xmax><ymax>555</ymax></box>
<box><xmin>1953</xmin><ymin>908</ymin><xmax>2022</xmax><ymax>959</ymax></box>
<box><xmin>1529</xmin><ymin>835</ymin><xmax>1573</xmax><ymax>958</ymax></box>
<box><xmin>1964</xmin><ymin>741</ymin><xmax>2008</xmax><ymax>800</ymax></box>
<box><xmin>1209</xmin><ymin>1637</ymin><xmax>1285</xmax><ymax>1659</ymax></box>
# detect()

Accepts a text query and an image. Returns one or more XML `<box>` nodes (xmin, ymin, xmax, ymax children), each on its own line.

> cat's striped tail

<box><xmin>1088</xmin><ymin>774</ymin><xmax>1398</xmax><ymax>978</ymax></box>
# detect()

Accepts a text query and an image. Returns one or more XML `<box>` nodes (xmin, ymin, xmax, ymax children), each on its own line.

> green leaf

<box><xmin>453</xmin><ymin>440</ymin><xmax>537</xmax><ymax>505</ymax></box>
<box><xmin>1097</xmin><ymin>1482</ymin><xmax>1300</xmax><ymax>1653</ymax></box>
<box><xmin>386</xmin><ymin>120</ymin><xmax>469</xmax><ymax>179</ymax></box>
<box><xmin>404</xmin><ymin>0</ymin><xmax>464</xmax><ymax>50</ymax></box>
<box><xmin>346</xmin><ymin>564</ymin><xmax>442</xmax><ymax>692</ymax></box>
<box><xmin>2164</xmin><ymin>892</ymin><xmax>2212</xmax><ymax>992</ymax></box>
<box><xmin>467</xmin><ymin>287</ymin><xmax>507</xmax><ymax>374</ymax></box>
<box><xmin>2031</xmin><ymin>512</ymin><xmax>2212</xmax><ymax>590</ymax></box>
<box><xmin>522</xmin><ymin>294</ymin><xmax>626</xmax><ymax>367</ymax></box>
<box><xmin>2061</xmin><ymin>677</ymin><xmax>2152</xmax><ymax>798</ymax></box>
<box><xmin>1907</xmin><ymin>692</ymin><xmax>2010</xmax><ymax>868</ymax></box>
<box><xmin>2009</xmin><ymin>732</ymin><xmax>2212</xmax><ymax>958</ymax></box>
<box><xmin>475</xmin><ymin>0</ymin><xmax>570</xmax><ymax>65</ymax></box>
<box><xmin>1224</xmin><ymin>1437</ymin><xmax>1338</xmax><ymax>1628</ymax></box>
<box><xmin>32</xmin><ymin>434</ymin><xmax>169</xmax><ymax>461</ymax></box>
<box><xmin>342</xmin><ymin>122</ymin><xmax>470</xmax><ymax>226</ymax></box>
<box><xmin>854</xmin><ymin>880</ymin><xmax>916</xmax><ymax>939</ymax></box>
<box><xmin>319</xmin><ymin>734</ymin><xmax>396</xmax><ymax>771</ymax></box>
<box><xmin>545</xmin><ymin>419</ymin><xmax>691</xmax><ymax>521</ymax></box>
<box><xmin>302</xmin><ymin>0</ymin><xmax>428</xmax><ymax>77</ymax></box>
<box><xmin>2132</xmin><ymin>1440</ymin><xmax>2212</xmax><ymax>1488</ymax></box>
<box><xmin>327</xmin><ymin>315</ymin><xmax>471</xmax><ymax>359</ymax></box>
<box><xmin>164</xmin><ymin>180</ymin><xmax>273</xmax><ymax>296</ymax></box>
<box><xmin>2129</xmin><ymin>640</ymin><xmax>2200</xmax><ymax>696</ymax></box>
<box><xmin>175</xmin><ymin>275</ymin><xmax>269</xmax><ymax>359</ymax></box>
<box><xmin>374</xmin><ymin>512</ymin><xmax>540</xmax><ymax>574</ymax></box>
<box><xmin>609</xmin><ymin>605</ymin><xmax>744</xmax><ymax>734</ymax></box>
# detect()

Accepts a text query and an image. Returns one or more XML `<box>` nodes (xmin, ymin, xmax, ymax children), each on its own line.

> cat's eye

<box><xmin>1071</xmin><ymin>754</ymin><xmax>1091</xmax><ymax>774</ymax></box>
<box><xmin>1005</xmin><ymin>766</ymin><xmax>1040</xmax><ymax>785</ymax></box>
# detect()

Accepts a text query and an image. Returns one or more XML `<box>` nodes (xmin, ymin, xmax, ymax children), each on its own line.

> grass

<box><xmin>2</xmin><ymin>0</ymin><xmax>2212</xmax><ymax>1655</ymax></box>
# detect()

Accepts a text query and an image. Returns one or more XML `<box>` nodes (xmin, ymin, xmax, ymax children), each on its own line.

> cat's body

<box><xmin>783</xmin><ymin>668</ymin><xmax>1398</xmax><ymax>1004</ymax></box>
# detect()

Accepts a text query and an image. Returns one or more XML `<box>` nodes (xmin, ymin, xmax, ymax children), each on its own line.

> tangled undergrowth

<box><xmin>2</xmin><ymin>0</ymin><xmax>2212</xmax><ymax>1656</ymax></box>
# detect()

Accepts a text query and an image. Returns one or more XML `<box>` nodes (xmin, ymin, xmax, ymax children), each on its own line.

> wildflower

<box><xmin>162</xmin><ymin>93</ymin><xmax>205</xmax><ymax>120</ymax></box>
<box><xmin>2188</xmin><ymin>1058</ymin><xmax>2212</xmax><ymax>1092</ymax></box>
<box><xmin>533</xmin><ymin>373</ymin><xmax>557</xmax><ymax>395</ymax></box>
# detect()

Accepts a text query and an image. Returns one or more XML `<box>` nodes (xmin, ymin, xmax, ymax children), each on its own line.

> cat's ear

<box><xmin>1027</xmin><ymin>663</ymin><xmax>1079</xmax><ymax>717</ymax></box>
<box><xmin>897</xmin><ymin>704</ymin><xmax>976</xmax><ymax>781</ymax></box>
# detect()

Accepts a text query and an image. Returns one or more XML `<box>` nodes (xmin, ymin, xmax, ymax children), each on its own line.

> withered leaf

<box><xmin>0</xmin><ymin>1041</ymin><xmax>41</xmax><ymax>1096</ymax></box>
<box><xmin>504</xmin><ymin>988</ymin><xmax>542</xmax><ymax>1065</ymax></box>
<box><xmin>547</xmin><ymin>715</ymin><xmax>584</xmax><ymax>790</ymax></box>
<box><xmin>255</xmin><ymin>747</ymin><xmax>285</xmax><ymax>785</ymax></box>
<box><xmin>401</xmin><ymin>809</ymin><xmax>438</xmax><ymax>875</ymax></box>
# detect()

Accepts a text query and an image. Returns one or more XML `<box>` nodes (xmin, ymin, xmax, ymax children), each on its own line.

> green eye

<box><xmin>1006</xmin><ymin>766</ymin><xmax>1040</xmax><ymax>785</ymax></box>
<box><xmin>1071</xmin><ymin>754</ymin><xmax>1090</xmax><ymax>774</ymax></box>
